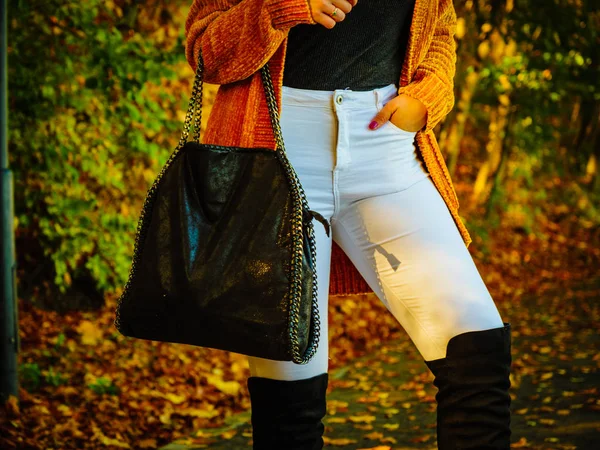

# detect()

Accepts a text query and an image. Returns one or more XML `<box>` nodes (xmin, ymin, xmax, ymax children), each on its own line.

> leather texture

<box><xmin>116</xmin><ymin>140</ymin><xmax>329</xmax><ymax>361</ymax></box>
<box><xmin>425</xmin><ymin>322</ymin><xmax>512</xmax><ymax>449</ymax></box>
<box><xmin>248</xmin><ymin>373</ymin><xmax>329</xmax><ymax>449</ymax></box>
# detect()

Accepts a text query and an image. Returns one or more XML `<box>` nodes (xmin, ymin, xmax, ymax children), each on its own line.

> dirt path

<box><xmin>161</xmin><ymin>280</ymin><xmax>600</xmax><ymax>450</ymax></box>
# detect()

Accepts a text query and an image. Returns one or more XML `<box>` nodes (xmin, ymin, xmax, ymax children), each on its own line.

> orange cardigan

<box><xmin>185</xmin><ymin>0</ymin><xmax>472</xmax><ymax>297</ymax></box>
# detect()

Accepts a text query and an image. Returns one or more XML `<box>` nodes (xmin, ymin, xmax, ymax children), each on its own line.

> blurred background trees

<box><xmin>7</xmin><ymin>0</ymin><xmax>599</xmax><ymax>309</ymax></box>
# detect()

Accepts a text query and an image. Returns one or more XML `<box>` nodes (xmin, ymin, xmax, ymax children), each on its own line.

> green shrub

<box><xmin>9</xmin><ymin>0</ymin><xmax>191</xmax><ymax>307</ymax></box>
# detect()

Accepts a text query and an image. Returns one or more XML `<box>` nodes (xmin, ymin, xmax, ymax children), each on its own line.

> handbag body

<box><xmin>114</xmin><ymin>51</ymin><xmax>330</xmax><ymax>365</ymax></box>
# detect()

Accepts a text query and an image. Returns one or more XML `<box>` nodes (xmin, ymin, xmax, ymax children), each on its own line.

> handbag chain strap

<box><xmin>115</xmin><ymin>51</ymin><xmax>321</xmax><ymax>365</ymax></box>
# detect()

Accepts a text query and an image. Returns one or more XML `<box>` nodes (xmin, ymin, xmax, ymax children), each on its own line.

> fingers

<box><xmin>313</xmin><ymin>0</ymin><xmax>357</xmax><ymax>29</ymax></box>
<box><xmin>369</xmin><ymin>95</ymin><xmax>427</xmax><ymax>133</ymax></box>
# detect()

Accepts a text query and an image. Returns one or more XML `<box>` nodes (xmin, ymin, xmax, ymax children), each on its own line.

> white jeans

<box><xmin>247</xmin><ymin>83</ymin><xmax>504</xmax><ymax>381</ymax></box>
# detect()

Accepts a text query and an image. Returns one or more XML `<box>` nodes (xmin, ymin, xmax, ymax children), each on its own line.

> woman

<box><xmin>185</xmin><ymin>1</ymin><xmax>512</xmax><ymax>449</ymax></box>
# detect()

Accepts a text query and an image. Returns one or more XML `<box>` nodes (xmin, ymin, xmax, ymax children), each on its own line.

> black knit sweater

<box><xmin>283</xmin><ymin>0</ymin><xmax>416</xmax><ymax>91</ymax></box>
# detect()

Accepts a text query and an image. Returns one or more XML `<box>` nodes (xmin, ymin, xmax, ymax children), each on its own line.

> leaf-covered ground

<box><xmin>1</xmin><ymin>194</ymin><xmax>599</xmax><ymax>449</ymax></box>
<box><xmin>160</xmin><ymin>280</ymin><xmax>600</xmax><ymax>450</ymax></box>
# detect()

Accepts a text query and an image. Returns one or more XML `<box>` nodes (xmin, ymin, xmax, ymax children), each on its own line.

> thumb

<box><xmin>369</xmin><ymin>105</ymin><xmax>393</xmax><ymax>130</ymax></box>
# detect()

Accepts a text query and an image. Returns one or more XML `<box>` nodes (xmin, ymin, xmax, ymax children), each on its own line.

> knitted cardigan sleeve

<box><xmin>398</xmin><ymin>0</ymin><xmax>458</xmax><ymax>133</ymax></box>
<box><xmin>185</xmin><ymin>0</ymin><xmax>316</xmax><ymax>84</ymax></box>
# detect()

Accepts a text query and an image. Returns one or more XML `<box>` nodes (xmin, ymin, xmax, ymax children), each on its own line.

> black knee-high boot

<box><xmin>425</xmin><ymin>322</ymin><xmax>512</xmax><ymax>450</ymax></box>
<box><xmin>247</xmin><ymin>373</ymin><xmax>328</xmax><ymax>450</ymax></box>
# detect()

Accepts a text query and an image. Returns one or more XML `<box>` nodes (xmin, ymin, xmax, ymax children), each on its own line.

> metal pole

<box><xmin>0</xmin><ymin>0</ymin><xmax>20</xmax><ymax>404</ymax></box>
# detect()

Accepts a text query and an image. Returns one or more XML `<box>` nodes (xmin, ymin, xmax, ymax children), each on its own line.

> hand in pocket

<box><xmin>370</xmin><ymin>93</ymin><xmax>428</xmax><ymax>133</ymax></box>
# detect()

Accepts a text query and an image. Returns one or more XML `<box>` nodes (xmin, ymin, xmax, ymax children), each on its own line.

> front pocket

<box><xmin>377</xmin><ymin>99</ymin><xmax>418</xmax><ymax>137</ymax></box>
<box><xmin>385</xmin><ymin>118</ymin><xmax>417</xmax><ymax>135</ymax></box>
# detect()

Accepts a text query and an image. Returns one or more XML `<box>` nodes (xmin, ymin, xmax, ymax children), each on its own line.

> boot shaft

<box><xmin>248</xmin><ymin>373</ymin><xmax>329</xmax><ymax>450</ymax></box>
<box><xmin>425</xmin><ymin>323</ymin><xmax>512</xmax><ymax>450</ymax></box>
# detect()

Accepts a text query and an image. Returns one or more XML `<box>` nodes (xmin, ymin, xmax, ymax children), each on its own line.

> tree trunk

<box><xmin>447</xmin><ymin>71</ymin><xmax>479</xmax><ymax>177</ymax></box>
<box><xmin>471</xmin><ymin>104</ymin><xmax>508</xmax><ymax>204</ymax></box>
<box><xmin>486</xmin><ymin>107</ymin><xmax>515</xmax><ymax>219</ymax></box>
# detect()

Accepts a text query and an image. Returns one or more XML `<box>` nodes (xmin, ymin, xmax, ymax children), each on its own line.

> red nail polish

<box><xmin>369</xmin><ymin>121</ymin><xmax>379</xmax><ymax>130</ymax></box>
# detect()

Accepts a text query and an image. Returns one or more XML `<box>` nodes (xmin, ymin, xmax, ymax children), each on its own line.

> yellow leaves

<box><xmin>91</xmin><ymin>422</ymin><xmax>130</xmax><ymax>448</ymax></box>
<box><xmin>357</xmin><ymin>447</ymin><xmax>391</xmax><ymax>450</ymax></box>
<box><xmin>175</xmin><ymin>352</ymin><xmax>191</xmax><ymax>364</ymax></box>
<box><xmin>76</xmin><ymin>320</ymin><xmax>104</xmax><ymax>345</ymax></box>
<box><xmin>456</xmin><ymin>18</ymin><xmax>466</xmax><ymax>39</ymax></box>
<box><xmin>328</xmin><ymin>417</ymin><xmax>347</xmax><ymax>424</ymax></box>
<box><xmin>348</xmin><ymin>414</ymin><xmax>377</xmax><ymax>423</ymax></box>
<box><xmin>328</xmin><ymin>400</ymin><xmax>349</xmax><ymax>408</ymax></box>
<box><xmin>151</xmin><ymin>25</ymin><xmax>180</xmax><ymax>45</ymax></box>
<box><xmin>323</xmin><ymin>437</ymin><xmax>358</xmax><ymax>446</ymax></box>
<box><xmin>53</xmin><ymin>417</ymin><xmax>85</xmax><ymax>439</ymax></box>
<box><xmin>498</xmin><ymin>94</ymin><xmax>511</xmax><ymax>106</ymax></box>
<box><xmin>477</xmin><ymin>40</ymin><xmax>490</xmax><ymax>59</ymax></box>
<box><xmin>220</xmin><ymin>429</ymin><xmax>237</xmax><ymax>439</ymax></box>
<box><xmin>176</xmin><ymin>110</ymin><xmax>188</xmax><ymax>123</ymax></box>
<box><xmin>56</xmin><ymin>404</ymin><xmax>73</xmax><ymax>417</ymax></box>
<box><xmin>521</xmin><ymin>116</ymin><xmax>533</xmax><ymax>128</ymax></box>
<box><xmin>414</xmin><ymin>389</ymin><xmax>428</xmax><ymax>398</ymax></box>
<box><xmin>164</xmin><ymin>393</ymin><xmax>187</xmax><ymax>404</ymax></box>
<box><xmin>362</xmin><ymin>433</ymin><xmax>397</xmax><ymax>445</ymax></box>
<box><xmin>465</xmin><ymin>71</ymin><xmax>480</xmax><ymax>92</ymax></box>
<box><xmin>489</xmin><ymin>30</ymin><xmax>506</xmax><ymax>63</ymax></box>
<box><xmin>477</xmin><ymin>27</ymin><xmax>512</xmax><ymax>63</ymax></box>
<box><xmin>160</xmin><ymin>404</ymin><xmax>174</xmax><ymax>425</ymax></box>
<box><xmin>5</xmin><ymin>395</ymin><xmax>20</xmax><ymax>420</ymax></box>
<box><xmin>358</xmin><ymin>394</ymin><xmax>383</xmax><ymax>404</ymax></box>
<box><xmin>178</xmin><ymin>407</ymin><xmax>219</xmax><ymax>419</ymax></box>
<box><xmin>505</xmin><ymin>37</ymin><xmax>517</xmax><ymax>57</ymax></box>
<box><xmin>364</xmin><ymin>431</ymin><xmax>384</xmax><ymax>441</ymax></box>
<box><xmin>14</xmin><ymin>184</ymin><xmax>600</xmax><ymax>449</ymax></box>
<box><xmin>340</xmin><ymin>298</ymin><xmax>358</xmax><ymax>314</ymax></box>
<box><xmin>503</xmin><ymin>204</ymin><xmax>530</xmax><ymax>231</ymax></box>
<box><xmin>147</xmin><ymin>390</ymin><xmax>221</xmax><ymax>425</ymax></box>
<box><xmin>106</xmin><ymin>159</ymin><xmax>124</xmax><ymax>185</ymax></box>
<box><xmin>498</xmin><ymin>74</ymin><xmax>511</xmax><ymax>91</ymax></box>
<box><xmin>383</xmin><ymin>408</ymin><xmax>399</xmax><ymax>417</ymax></box>
<box><xmin>505</xmin><ymin>249</ymin><xmax>522</xmax><ymax>265</ymax></box>
<box><xmin>120</xmin><ymin>202</ymin><xmax>130</xmax><ymax>218</ymax></box>
<box><xmin>105</xmin><ymin>1</ymin><xmax>123</xmax><ymax>18</ymax></box>
<box><xmin>32</xmin><ymin>404</ymin><xmax>51</xmax><ymax>415</ymax></box>
<box><xmin>63</xmin><ymin>271</ymin><xmax>72</xmax><ymax>286</ymax></box>
<box><xmin>144</xmin><ymin>168</ymin><xmax>157</xmax><ymax>184</ymax></box>
<box><xmin>481</xmin><ymin>23</ymin><xmax>493</xmax><ymax>33</ymax></box>
<box><xmin>205</xmin><ymin>374</ymin><xmax>241</xmax><ymax>396</ymax></box>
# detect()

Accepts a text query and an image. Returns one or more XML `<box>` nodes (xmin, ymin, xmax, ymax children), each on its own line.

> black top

<box><xmin>283</xmin><ymin>0</ymin><xmax>416</xmax><ymax>91</ymax></box>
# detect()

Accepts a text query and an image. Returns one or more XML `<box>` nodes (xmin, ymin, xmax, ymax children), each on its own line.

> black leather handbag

<box><xmin>114</xmin><ymin>51</ymin><xmax>330</xmax><ymax>364</ymax></box>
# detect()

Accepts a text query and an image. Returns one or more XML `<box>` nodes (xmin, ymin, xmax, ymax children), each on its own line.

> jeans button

<box><xmin>335</xmin><ymin>95</ymin><xmax>343</xmax><ymax>105</ymax></box>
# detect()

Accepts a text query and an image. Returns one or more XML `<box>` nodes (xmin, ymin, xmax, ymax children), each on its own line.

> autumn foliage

<box><xmin>1</xmin><ymin>0</ymin><xmax>599</xmax><ymax>449</ymax></box>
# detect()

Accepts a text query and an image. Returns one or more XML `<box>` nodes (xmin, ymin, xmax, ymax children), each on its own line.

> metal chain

<box><xmin>114</xmin><ymin>51</ymin><xmax>320</xmax><ymax>365</ymax></box>
<box><xmin>258</xmin><ymin>65</ymin><xmax>320</xmax><ymax>364</ymax></box>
